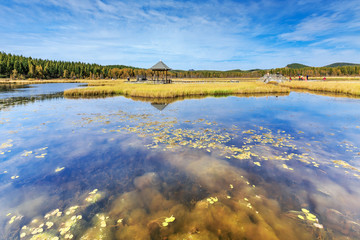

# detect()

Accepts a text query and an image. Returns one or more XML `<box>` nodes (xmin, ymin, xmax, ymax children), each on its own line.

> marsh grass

<box><xmin>280</xmin><ymin>81</ymin><xmax>360</xmax><ymax>96</ymax></box>
<box><xmin>310</xmin><ymin>77</ymin><xmax>360</xmax><ymax>81</ymax></box>
<box><xmin>171</xmin><ymin>77</ymin><xmax>258</xmax><ymax>82</ymax></box>
<box><xmin>64</xmin><ymin>82</ymin><xmax>290</xmax><ymax>98</ymax></box>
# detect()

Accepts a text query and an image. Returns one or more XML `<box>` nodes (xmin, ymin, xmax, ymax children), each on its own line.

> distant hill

<box><xmin>324</xmin><ymin>62</ymin><xmax>360</xmax><ymax>67</ymax></box>
<box><xmin>286</xmin><ymin>63</ymin><xmax>310</xmax><ymax>69</ymax></box>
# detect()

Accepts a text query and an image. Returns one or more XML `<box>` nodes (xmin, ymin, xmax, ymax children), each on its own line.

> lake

<box><xmin>1</xmin><ymin>83</ymin><xmax>360</xmax><ymax>239</ymax></box>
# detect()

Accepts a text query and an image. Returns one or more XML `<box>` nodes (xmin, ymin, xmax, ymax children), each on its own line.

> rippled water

<box><xmin>1</xmin><ymin>83</ymin><xmax>360</xmax><ymax>239</ymax></box>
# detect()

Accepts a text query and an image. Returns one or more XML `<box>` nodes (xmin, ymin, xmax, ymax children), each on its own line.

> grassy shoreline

<box><xmin>63</xmin><ymin>82</ymin><xmax>290</xmax><ymax>98</ymax></box>
<box><xmin>3</xmin><ymin>78</ymin><xmax>360</xmax><ymax>99</ymax></box>
<box><xmin>280</xmin><ymin>81</ymin><xmax>360</xmax><ymax>97</ymax></box>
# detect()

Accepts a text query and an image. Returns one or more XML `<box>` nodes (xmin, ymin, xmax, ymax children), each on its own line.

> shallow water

<box><xmin>1</xmin><ymin>84</ymin><xmax>360</xmax><ymax>239</ymax></box>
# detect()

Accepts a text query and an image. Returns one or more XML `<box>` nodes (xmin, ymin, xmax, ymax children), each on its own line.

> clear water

<box><xmin>1</xmin><ymin>84</ymin><xmax>360</xmax><ymax>239</ymax></box>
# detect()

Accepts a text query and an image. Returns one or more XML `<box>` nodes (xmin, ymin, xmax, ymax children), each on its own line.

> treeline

<box><xmin>269</xmin><ymin>65</ymin><xmax>360</xmax><ymax>77</ymax></box>
<box><xmin>0</xmin><ymin>52</ymin><xmax>145</xmax><ymax>79</ymax></box>
<box><xmin>168</xmin><ymin>63</ymin><xmax>360</xmax><ymax>78</ymax></box>
<box><xmin>169</xmin><ymin>70</ymin><xmax>266</xmax><ymax>78</ymax></box>
<box><xmin>1</xmin><ymin>52</ymin><xmax>360</xmax><ymax>80</ymax></box>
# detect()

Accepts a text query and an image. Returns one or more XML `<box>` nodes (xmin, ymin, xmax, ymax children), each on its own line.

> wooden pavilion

<box><xmin>150</xmin><ymin>61</ymin><xmax>172</xmax><ymax>84</ymax></box>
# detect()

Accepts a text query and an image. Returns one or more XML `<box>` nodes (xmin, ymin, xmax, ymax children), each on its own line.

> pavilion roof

<box><xmin>150</xmin><ymin>61</ymin><xmax>171</xmax><ymax>71</ymax></box>
<box><xmin>151</xmin><ymin>103</ymin><xmax>168</xmax><ymax>111</ymax></box>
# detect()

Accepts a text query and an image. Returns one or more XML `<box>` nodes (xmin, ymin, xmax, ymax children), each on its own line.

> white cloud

<box><xmin>280</xmin><ymin>15</ymin><xmax>339</xmax><ymax>41</ymax></box>
<box><xmin>1</xmin><ymin>0</ymin><xmax>360</xmax><ymax>70</ymax></box>
<box><xmin>310</xmin><ymin>35</ymin><xmax>360</xmax><ymax>49</ymax></box>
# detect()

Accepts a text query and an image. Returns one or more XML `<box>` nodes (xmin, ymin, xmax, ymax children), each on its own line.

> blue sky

<box><xmin>0</xmin><ymin>0</ymin><xmax>359</xmax><ymax>70</ymax></box>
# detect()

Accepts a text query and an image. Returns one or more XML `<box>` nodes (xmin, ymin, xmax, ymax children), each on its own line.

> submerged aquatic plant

<box><xmin>85</xmin><ymin>189</ymin><xmax>103</xmax><ymax>203</ymax></box>
<box><xmin>54</xmin><ymin>167</ymin><xmax>65</xmax><ymax>173</ymax></box>
<box><xmin>6</xmin><ymin>91</ymin><xmax>360</xmax><ymax>239</ymax></box>
<box><xmin>17</xmin><ymin>189</ymin><xmax>106</xmax><ymax>240</ymax></box>
<box><xmin>294</xmin><ymin>208</ymin><xmax>324</xmax><ymax>229</ymax></box>
<box><xmin>161</xmin><ymin>215</ymin><xmax>176</xmax><ymax>227</ymax></box>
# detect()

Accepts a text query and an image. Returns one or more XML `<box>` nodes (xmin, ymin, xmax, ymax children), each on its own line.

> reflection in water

<box><xmin>1</xmin><ymin>85</ymin><xmax>360</xmax><ymax>239</ymax></box>
<box><xmin>0</xmin><ymin>93</ymin><xmax>64</xmax><ymax>111</ymax></box>
<box><xmin>0</xmin><ymin>84</ymin><xmax>29</xmax><ymax>92</ymax></box>
<box><xmin>0</xmin><ymin>83</ymin><xmax>83</xmax><ymax>111</ymax></box>
<box><xmin>129</xmin><ymin>92</ymin><xmax>290</xmax><ymax>104</ymax></box>
<box><xmin>65</xmin><ymin>92</ymin><xmax>290</xmax><ymax>104</ymax></box>
<box><xmin>151</xmin><ymin>103</ymin><xmax>168</xmax><ymax>111</ymax></box>
<box><xmin>293</xmin><ymin>89</ymin><xmax>360</xmax><ymax>99</ymax></box>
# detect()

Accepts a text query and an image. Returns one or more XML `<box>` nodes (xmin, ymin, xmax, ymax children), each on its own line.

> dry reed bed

<box><xmin>280</xmin><ymin>81</ymin><xmax>360</xmax><ymax>96</ymax></box>
<box><xmin>64</xmin><ymin>82</ymin><xmax>290</xmax><ymax>98</ymax></box>
<box><xmin>171</xmin><ymin>77</ymin><xmax>258</xmax><ymax>82</ymax></box>
<box><xmin>310</xmin><ymin>77</ymin><xmax>360</xmax><ymax>81</ymax></box>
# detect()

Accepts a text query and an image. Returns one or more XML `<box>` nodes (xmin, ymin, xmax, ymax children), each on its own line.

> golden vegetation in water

<box><xmin>15</xmin><ymin>170</ymin><xmax>326</xmax><ymax>239</ymax></box>
<box><xmin>333</xmin><ymin>160</ymin><xmax>360</xmax><ymax>178</ymax></box>
<box><xmin>74</xmin><ymin>110</ymin><xmax>360</xmax><ymax>240</ymax></box>
<box><xmin>6</xmin><ymin>103</ymin><xmax>360</xmax><ymax>239</ymax></box>
<box><xmin>105</xmin><ymin>170</ymin><xmax>321</xmax><ymax>240</ymax></box>
<box><xmin>64</xmin><ymin>82</ymin><xmax>290</xmax><ymax>98</ymax></box>
<box><xmin>9</xmin><ymin>110</ymin><xmax>360</xmax><ymax>239</ymax></box>
<box><xmin>280</xmin><ymin>81</ymin><xmax>360</xmax><ymax>96</ymax></box>
<box><xmin>76</xmin><ymin>110</ymin><xmax>360</xmax><ymax>181</ymax></box>
<box><xmin>2</xmin><ymin>145</ymin><xmax>49</xmax><ymax>180</ymax></box>
<box><xmin>17</xmin><ymin>189</ymin><xmax>104</xmax><ymax>240</ymax></box>
<box><xmin>0</xmin><ymin>139</ymin><xmax>13</xmax><ymax>149</ymax></box>
<box><xmin>54</xmin><ymin>167</ymin><xmax>65</xmax><ymax>173</ymax></box>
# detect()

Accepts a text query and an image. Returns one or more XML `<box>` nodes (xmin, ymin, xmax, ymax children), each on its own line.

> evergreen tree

<box><xmin>28</xmin><ymin>59</ymin><xmax>36</xmax><ymax>78</ymax></box>
<box><xmin>7</xmin><ymin>58</ymin><xmax>12</xmax><ymax>73</ymax></box>
<box><xmin>14</xmin><ymin>60</ymin><xmax>21</xmax><ymax>73</ymax></box>
<box><xmin>44</xmin><ymin>62</ymin><xmax>50</xmax><ymax>78</ymax></box>
<box><xmin>1</xmin><ymin>51</ymin><xmax>359</xmax><ymax>80</ymax></box>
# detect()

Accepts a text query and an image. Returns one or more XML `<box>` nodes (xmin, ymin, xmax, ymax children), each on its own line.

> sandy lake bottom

<box><xmin>1</xmin><ymin>83</ymin><xmax>360</xmax><ymax>239</ymax></box>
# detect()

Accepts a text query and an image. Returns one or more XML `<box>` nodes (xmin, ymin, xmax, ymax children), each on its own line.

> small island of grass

<box><xmin>63</xmin><ymin>81</ymin><xmax>290</xmax><ymax>99</ymax></box>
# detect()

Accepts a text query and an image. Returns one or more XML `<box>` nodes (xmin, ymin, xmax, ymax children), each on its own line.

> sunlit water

<box><xmin>1</xmin><ymin>83</ymin><xmax>360</xmax><ymax>239</ymax></box>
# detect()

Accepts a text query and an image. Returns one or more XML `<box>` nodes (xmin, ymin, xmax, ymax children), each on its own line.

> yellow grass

<box><xmin>171</xmin><ymin>77</ymin><xmax>258</xmax><ymax>82</ymax></box>
<box><xmin>310</xmin><ymin>76</ymin><xmax>360</xmax><ymax>81</ymax></box>
<box><xmin>280</xmin><ymin>81</ymin><xmax>360</xmax><ymax>96</ymax></box>
<box><xmin>64</xmin><ymin>82</ymin><xmax>290</xmax><ymax>98</ymax></box>
<box><xmin>85</xmin><ymin>78</ymin><xmax>257</xmax><ymax>86</ymax></box>
<box><xmin>87</xmin><ymin>79</ymin><xmax>127</xmax><ymax>86</ymax></box>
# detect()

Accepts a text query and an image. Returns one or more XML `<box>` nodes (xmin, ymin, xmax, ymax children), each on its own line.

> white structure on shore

<box><xmin>259</xmin><ymin>73</ymin><xmax>287</xmax><ymax>83</ymax></box>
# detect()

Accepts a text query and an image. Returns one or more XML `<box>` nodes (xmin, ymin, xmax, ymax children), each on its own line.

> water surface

<box><xmin>1</xmin><ymin>84</ymin><xmax>360</xmax><ymax>239</ymax></box>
